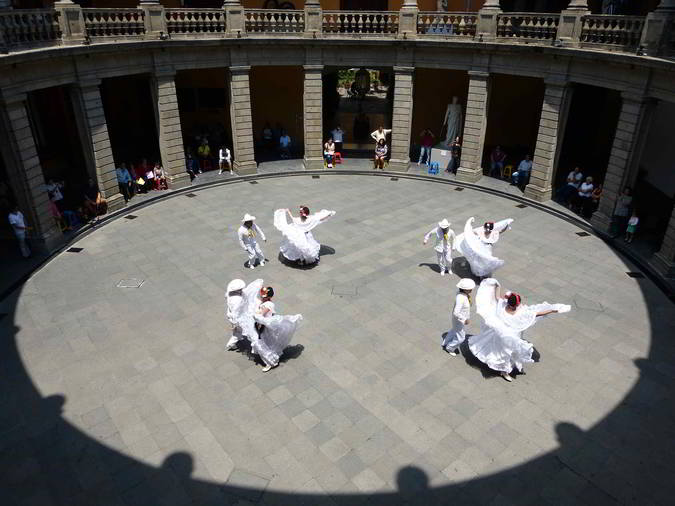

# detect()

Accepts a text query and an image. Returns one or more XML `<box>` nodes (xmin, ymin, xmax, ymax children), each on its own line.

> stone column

<box><xmin>303</xmin><ymin>65</ymin><xmax>323</xmax><ymax>170</ymax></box>
<box><xmin>476</xmin><ymin>0</ymin><xmax>501</xmax><ymax>42</ymax></box>
<box><xmin>0</xmin><ymin>95</ymin><xmax>62</xmax><ymax>252</ymax></box>
<box><xmin>389</xmin><ymin>66</ymin><xmax>414</xmax><ymax>172</ymax></box>
<box><xmin>398</xmin><ymin>0</ymin><xmax>418</xmax><ymax>39</ymax></box>
<box><xmin>304</xmin><ymin>0</ymin><xmax>321</xmax><ymax>37</ymax></box>
<box><xmin>139</xmin><ymin>0</ymin><xmax>167</xmax><ymax>39</ymax></box>
<box><xmin>456</xmin><ymin>71</ymin><xmax>490</xmax><ymax>183</ymax></box>
<box><xmin>151</xmin><ymin>72</ymin><xmax>191</xmax><ymax>189</ymax></box>
<box><xmin>650</xmin><ymin>204</ymin><xmax>675</xmax><ymax>278</ymax></box>
<box><xmin>590</xmin><ymin>93</ymin><xmax>648</xmax><ymax>234</ymax></box>
<box><xmin>640</xmin><ymin>1</ymin><xmax>675</xmax><ymax>56</ymax></box>
<box><xmin>70</xmin><ymin>80</ymin><xmax>125</xmax><ymax>211</ymax></box>
<box><xmin>223</xmin><ymin>0</ymin><xmax>245</xmax><ymax>35</ymax></box>
<box><xmin>228</xmin><ymin>66</ymin><xmax>257</xmax><ymax>174</ymax></box>
<box><xmin>524</xmin><ymin>79</ymin><xmax>570</xmax><ymax>202</ymax></box>
<box><xmin>558</xmin><ymin>1</ymin><xmax>589</xmax><ymax>47</ymax></box>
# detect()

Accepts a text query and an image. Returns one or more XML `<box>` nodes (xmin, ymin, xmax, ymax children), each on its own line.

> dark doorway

<box><xmin>341</xmin><ymin>0</ymin><xmax>388</xmax><ymax>10</ymax></box>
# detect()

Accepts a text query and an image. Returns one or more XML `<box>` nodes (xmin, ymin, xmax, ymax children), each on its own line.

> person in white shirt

<box><xmin>556</xmin><ymin>167</ymin><xmax>583</xmax><ymax>205</ymax></box>
<box><xmin>423</xmin><ymin>218</ymin><xmax>456</xmax><ymax>276</ymax></box>
<box><xmin>370</xmin><ymin>126</ymin><xmax>392</xmax><ymax>144</ymax></box>
<box><xmin>442</xmin><ymin>278</ymin><xmax>475</xmax><ymax>355</ymax></box>
<box><xmin>8</xmin><ymin>205</ymin><xmax>31</xmax><ymax>258</ymax></box>
<box><xmin>511</xmin><ymin>154</ymin><xmax>532</xmax><ymax>186</ymax></box>
<box><xmin>279</xmin><ymin>131</ymin><xmax>291</xmax><ymax>159</ymax></box>
<box><xmin>219</xmin><ymin>146</ymin><xmax>232</xmax><ymax>175</ymax></box>
<box><xmin>238</xmin><ymin>213</ymin><xmax>266</xmax><ymax>269</ymax></box>
<box><xmin>625</xmin><ymin>212</ymin><xmax>639</xmax><ymax>243</ymax></box>
<box><xmin>331</xmin><ymin>125</ymin><xmax>345</xmax><ymax>153</ymax></box>
<box><xmin>575</xmin><ymin>176</ymin><xmax>594</xmax><ymax>216</ymax></box>
<box><xmin>324</xmin><ymin>138</ymin><xmax>336</xmax><ymax>168</ymax></box>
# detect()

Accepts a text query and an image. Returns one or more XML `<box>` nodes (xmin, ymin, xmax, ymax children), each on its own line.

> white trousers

<box><xmin>442</xmin><ymin>318</ymin><xmax>466</xmax><ymax>351</ymax></box>
<box><xmin>226</xmin><ymin>326</ymin><xmax>245</xmax><ymax>348</ymax></box>
<box><xmin>15</xmin><ymin>231</ymin><xmax>30</xmax><ymax>258</ymax></box>
<box><xmin>436</xmin><ymin>250</ymin><xmax>451</xmax><ymax>273</ymax></box>
<box><xmin>245</xmin><ymin>242</ymin><xmax>265</xmax><ymax>265</ymax></box>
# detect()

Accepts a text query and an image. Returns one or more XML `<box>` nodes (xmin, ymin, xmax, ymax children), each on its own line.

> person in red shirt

<box><xmin>418</xmin><ymin>129</ymin><xmax>435</xmax><ymax>167</ymax></box>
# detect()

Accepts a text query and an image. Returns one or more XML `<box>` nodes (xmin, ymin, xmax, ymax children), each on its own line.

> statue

<box><xmin>441</xmin><ymin>96</ymin><xmax>463</xmax><ymax>149</ymax></box>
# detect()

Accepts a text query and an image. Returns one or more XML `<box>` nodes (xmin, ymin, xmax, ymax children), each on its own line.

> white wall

<box><xmin>640</xmin><ymin>100</ymin><xmax>675</xmax><ymax>198</ymax></box>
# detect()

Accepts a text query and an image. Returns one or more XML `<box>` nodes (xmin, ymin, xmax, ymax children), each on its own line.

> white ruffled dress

<box><xmin>274</xmin><ymin>209</ymin><xmax>336</xmax><ymax>263</ymax></box>
<box><xmin>468</xmin><ymin>278</ymin><xmax>571</xmax><ymax>374</ymax></box>
<box><xmin>231</xmin><ymin>278</ymin><xmax>264</xmax><ymax>342</ymax></box>
<box><xmin>455</xmin><ymin>217</ymin><xmax>514</xmax><ymax>277</ymax></box>
<box><xmin>251</xmin><ymin>309</ymin><xmax>303</xmax><ymax>368</ymax></box>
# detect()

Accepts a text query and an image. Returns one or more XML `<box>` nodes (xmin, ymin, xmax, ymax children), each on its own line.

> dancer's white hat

<box><xmin>438</xmin><ymin>218</ymin><xmax>450</xmax><ymax>228</ymax></box>
<box><xmin>242</xmin><ymin>214</ymin><xmax>256</xmax><ymax>222</ymax></box>
<box><xmin>227</xmin><ymin>279</ymin><xmax>246</xmax><ymax>292</ymax></box>
<box><xmin>457</xmin><ymin>278</ymin><xmax>476</xmax><ymax>291</ymax></box>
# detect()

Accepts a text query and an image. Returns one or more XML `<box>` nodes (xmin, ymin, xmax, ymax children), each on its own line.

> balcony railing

<box><xmin>580</xmin><ymin>15</ymin><xmax>645</xmax><ymax>49</ymax></box>
<box><xmin>166</xmin><ymin>9</ymin><xmax>226</xmax><ymax>36</ymax></box>
<box><xmin>0</xmin><ymin>7</ymin><xmax>666</xmax><ymax>58</ymax></box>
<box><xmin>322</xmin><ymin>11</ymin><xmax>399</xmax><ymax>35</ymax></box>
<box><xmin>245</xmin><ymin>9</ymin><xmax>304</xmax><ymax>33</ymax></box>
<box><xmin>417</xmin><ymin>12</ymin><xmax>477</xmax><ymax>37</ymax></box>
<box><xmin>497</xmin><ymin>13</ymin><xmax>559</xmax><ymax>41</ymax></box>
<box><xmin>0</xmin><ymin>9</ymin><xmax>60</xmax><ymax>50</ymax></box>
<box><xmin>83</xmin><ymin>9</ymin><xmax>145</xmax><ymax>38</ymax></box>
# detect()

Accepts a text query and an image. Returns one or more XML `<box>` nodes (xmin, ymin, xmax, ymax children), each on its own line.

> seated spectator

<box><xmin>116</xmin><ymin>163</ymin><xmax>133</xmax><ymax>202</ymax></box>
<box><xmin>83</xmin><ymin>178</ymin><xmax>107</xmax><ymax>220</ymax></box>
<box><xmin>219</xmin><ymin>146</ymin><xmax>232</xmax><ymax>175</ymax></box>
<box><xmin>131</xmin><ymin>164</ymin><xmax>150</xmax><ymax>194</ymax></box>
<box><xmin>197</xmin><ymin>139</ymin><xmax>211</xmax><ymax>172</ymax></box>
<box><xmin>46</xmin><ymin>179</ymin><xmax>65</xmax><ymax>213</ymax></box>
<box><xmin>144</xmin><ymin>165</ymin><xmax>156</xmax><ymax>192</ymax></box>
<box><xmin>153</xmin><ymin>162</ymin><xmax>168</xmax><ymax>190</ymax></box>
<box><xmin>625</xmin><ymin>211</ymin><xmax>639</xmax><ymax>243</ymax></box>
<box><xmin>574</xmin><ymin>176</ymin><xmax>594</xmax><ymax>217</ymax></box>
<box><xmin>374</xmin><ymin>139</ymin><xmax>388</xmax><ymax>170</ymax></box>
<box><xmin>511</xmin><ymin>154</ymin><xmax>532</xmax><ymax>186</ymax></box>
<box><xmin>262</xmin><ymin>122</ymin><xmax>274</xmax><ymax>151</ymax></box>
<box><xmin>490</xmin><ymin>146</ymin><xmax>506</xmax><ymax>178</ymax></box>
<box><xmin>324</xmin><ymin>138</ymin><xmax>335</xmax><ymax>168</ymax></box>
<box><xmin>186</xmin><ymin>152</ymin><xmax>198</xmax><ymax>181</ymax></box>
<box><xmin>556</xmin><ymin>167</ymin><xmax>583</xmax><ymax>206</ymax></box>
<box><xmin>279</xmin><ymin>131</ymin><xmax>291</xmax><ymax>159</ymax></box>
<box><xmin>591</xmin><ymin>183</ymin><xmax>602</xmax><ymax>214</ymax></box>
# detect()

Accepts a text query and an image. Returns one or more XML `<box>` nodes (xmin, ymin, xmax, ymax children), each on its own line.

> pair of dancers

<box><xmin>426</xmin><ymin>217</ymin><xmax>570</xmax><ymax>382</ymax></box>
<box><xmin>226</xmin><ymin>278</ymin><xmax>302</xmax><ymax>372</ymax></box>
<box><xmin>237</xmin><ymin>206</ymin><xmax>336</xmax><ymax>268</ymax></box>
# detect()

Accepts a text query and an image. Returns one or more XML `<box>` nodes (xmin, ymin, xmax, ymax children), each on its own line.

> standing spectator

<box><xmin>556</xmin><ymin>167</ymin><xmax>583</xmax><ymax>206</ymax></box>
<box><xmin>418</xmin><ymin>129</ymin><xmax>435</xmax><ymax>167</ymax></box>
<box><xmin>219</xmin><ymin>146</ymin><xmax>232</xmax><ymax>175</ymax></box>
<box><xmin>116</xmin><ymin>163</ymin><xmax>133</xmax><ymax>202</ymax></box>
<box><xmin>83</xmin><ymin>178</ymin><xmax>107</xmax><ymax>220</ymax></box>
<box><xmin>331</xmin><ymin>125</ymin><xmax>345</xmax><ymax>153</ymax></box>
<box><xmin>575</xmin><ymin>176</ymin><xmax>594</xmax><ymax>217</ymax></box>
<box><xmin>46</xmin><ymin>179</ymin><xmax>65</xmax><ymax>213</ymax></box>
<box><xmin>489</xmin><ymin>146</ymin><xmax>506</xmax><ymax>178</ymax></box>
<box><xmin>374</xmin><ymin>139</ymin><xmax>388</xmax><ymax>170</ymax></box>
<box><xmin>371</xmin><ymin>125</ymin><xmax>392</xmax><ymax>145</ymax></box>
<box><xmin>511</xmin><ymin>154</ymin><xmax>532</xmax><ymax>186</ymax></box>
<box><xmin>8</xmin><ymin>204</ymin><xmax>31</xmax><ymax>258</ymax></box>
<box><xmin>186</xmin><ymin>152</ymin><xmax>198</xmax><ymax>181</ymax></box>
<box><xmin>324</xmin><ymin>138</ymin><xmax>335</xmax><ymax>168</ymax></box>
<box><xmin>448</xmin><ymin>136</ymin><xmax>461</xmax><ymax>174</ymax></box>
<box><xmin>197</xmin><ymin>139</ymin><xmax>211</xmax><ymax>172</ymax></box>
<box><xmin>153</xmin><ymin>162</ymin><xmax>168</xmax><ymax>190</ymax></box>
<box><xmin>625</xmin><ymin>211</ymin><xmax>639</xmax><ymax>243</ymax></box>
<box><xmin>279</xmin><ymin>130</ymin><xmax>292</xmax><ymax>159</ymax></box>
<box><xmin>262</xmin><ymin>123</ymin><xmax>274</xmax><ymax>151</ymax></box>
<box><xmin>612</xmin><ymin>187</ymin><xmax>632</xmax><ymax>237</ymax></box>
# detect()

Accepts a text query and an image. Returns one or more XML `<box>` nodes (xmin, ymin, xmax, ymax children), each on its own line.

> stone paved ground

<box><xmin>1</xmin><ymin>174</ymin><xmax>674</xmax><ymax>505</ymax></box>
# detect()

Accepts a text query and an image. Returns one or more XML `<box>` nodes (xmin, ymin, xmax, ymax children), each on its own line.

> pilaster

<box><xmin>591</xmin><ymin>93</ymin><xmax>648</xmax><ymax>234</ymax></box>
<box><xmin>70</xmin><ymin>80</ymin><xmax>125</xmax><ymax>212</ymax></box>
<box><xmin>151</xmin><ymin>71</ymin><xmax>191</xmax><ymax>189</ymax></box>
<box><xmin>304</xmin><ymin>0</ymin><xmax>321</xmax><ymax>38</ymax></box>
<box><xmin>650</xmin><ymin>204</ymin><xmax>675</xmax><ymax>278</ymax></box>
<box><xmin>524</xmin><ymin>79</ymin><xmax>569</xmax><ymax>202</ymax></box>
<box><xmin>456</xmin><ymin>71</ymin><xmax>490</xmax><ymax>183</ymax></box>
<box><xmin>139</xmin><ymin>0</ymin><xmax>167</xmax><ymax>39</ymax></box>
<box><xmin>557</xmin><ymin>1</ymin><xmax>589</xmax><ymax>47</ymax></box>
<box><xmin>476</xmin><ymin>1</ymin><xmax>501</xmax><ymax>42</ymax></box>
<box><xmin>389</xmin><ymin>66</ymin><xmax>414</xmax><ymax>172</ymax></box>
<box><xmin>303</xmin><ymin>65</ymin><xmax>323</xmax><ymax>170</ymax></box>
<box><xmin>398</xmin><ymin>0</ymin><xmax>419</xmax><ymax>40</ymax></box>
<box><xmin>228</xmin><ymin>65</ymin><xmax>257</xmax><ymax>175</ymax></box>
<box><xmin>223</xmin><ymin>0</ymin><xmax>245</xmax><ymax>36</ymax></box>
<box><xmin>54</xmin><ymin>0</ymin><xmax>86</xmax><ymax>45</ymax></box>
<box><xmin>640</xmin><ymin>2</ymin><xmax>675</xmax><ymax>57</ymax></box>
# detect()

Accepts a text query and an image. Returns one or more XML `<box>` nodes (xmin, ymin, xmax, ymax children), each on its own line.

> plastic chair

<box><xmin>428</xmin><ymin>162</ymin><xmax>440</xmax><ymax>175</ymax></box>
<box><xmin>334</xmin><ymin>152</ymin><xmax>342</xmax><ymax>164</ymax></box>
<box><xmin>502</xmin><ymin>164</ymin><xmax>513</xmax><ymax>180</ymax></box>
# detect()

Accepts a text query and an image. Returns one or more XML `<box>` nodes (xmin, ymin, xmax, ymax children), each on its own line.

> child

<box><xmin>625</xmin><ymin>212</ymin><xmax>639</xmax><ymax>243</ymax></box>
<box><xmin>442</xmin><ymin>278</ymin><xmax>475</xmax><ymax>355</ymax></box>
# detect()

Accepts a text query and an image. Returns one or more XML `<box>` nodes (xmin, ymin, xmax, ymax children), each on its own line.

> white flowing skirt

<box><xmin>252</xmin><ymin>314</ymin><xmax>303</xmax><ymax>367</ymax></box>
<box><xmin>468</xmin><ymin>322</ymin><xmax>534</xmax><ymax>374</ymax></box>
<box><xmin>274</xmin><ymin>209</ymin><xmax>322</xmax><ymax>263</ymax></box>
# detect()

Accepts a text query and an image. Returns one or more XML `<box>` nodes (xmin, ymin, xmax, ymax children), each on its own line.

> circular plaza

<box><xmin>3</xmin><ymin>174</ymin><xmax>674</xmax><ymax>505</ymax></box>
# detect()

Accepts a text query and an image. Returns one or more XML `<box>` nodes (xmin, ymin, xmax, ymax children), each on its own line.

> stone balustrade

<box><xmin>322</xmin><ymin>10</ymin><xmax>399</xmax><ymax>35</ymax></box>
<box><xmin>496</xmin><ymin>13</ymin><xmax>559</xmax><ymax>41</ymax></box>
<box><xmin>244</xmin><ymin>9</ymin><xmax>304</xmax><ymax>33</ymax></box>
<box><xmin>580</xmin><ymin>14</ymin><xmax>645</xmax><ymax>49</ymax></box>
<box><xmin>83</xmin><ymin>8</ymin><xmax>145</xmax><ymax>38</ymax></box>
<box><xmin>416</xmin><ymin>12</ymin><xmax>477</xmax><ymax>37</ymax></box>
<box><xmin>0</xmin><ymin>9</ymin><xmax>61</xmax><ymax>49</ymax></box>
<box><xmin>0</xmin><ymin>7</ymin><xmax>667</xmax><ymax>57</ymax></box>
<box><xmin>165</xmin><ymin>9</ymin><xmax>226</xmax><ymax>36</ymax></box>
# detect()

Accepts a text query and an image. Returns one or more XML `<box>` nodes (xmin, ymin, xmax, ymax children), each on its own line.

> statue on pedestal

<box><xmin>440</xmin><ymin>96</ymin><xmax>463</xmax><ymax>149</ymax></box>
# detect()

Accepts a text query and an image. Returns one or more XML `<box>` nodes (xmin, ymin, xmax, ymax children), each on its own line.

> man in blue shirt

<box><xmin>116</xmin><ymin>163</ymin><xmax>133</xmax><ymax>202</ymax></box>
<box><xmin>511</xmin><ymin>154</ymin><xmax>532</xmax><ymax>186</ymax></box>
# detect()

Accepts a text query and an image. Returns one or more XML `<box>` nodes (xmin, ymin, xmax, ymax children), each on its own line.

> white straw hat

<box><xmin>227</xmin><ymin>279</ymin><xmax>246</xmax><ymax>292</ymax></box>
<box><xmin>242</xmin><ymin>214</ymin><xmax>256</xmax><ymax>222</ymax></box>
<box><xmin>457</xmin><ymin>278</ymin><xmax>476</xmax><ymax>291</ymax></box>
<box><xmin>438</xmin><ymin>219</ymin><xmax>450</xmax><ymax>228</ymax></box>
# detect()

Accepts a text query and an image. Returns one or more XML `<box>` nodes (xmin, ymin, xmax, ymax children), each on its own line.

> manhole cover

<box><xmin>67</xmin><ymin>247</ymin><xmax>83</xmax><ymax>253</ymax></box>
<box><xmin>576</xmin><ymin>232</ymin><xmax>591</xmax><ymax>237</ymax></box>
<box><xmin>312</xmin><ymin>175</ymin><xmax>320</xmax><ymax>179</ymax></box>
<box><xmin>249</xmin><ymin>181</ymin><xmax>258</xmax><ymax>185</ymax></box>
<box><xmin>117</xmin><ymin>278</ymin><xmax>145</xmax><ymax>288</ymax></box>
<box><xmin>390</xmin><ymin>177</ymin><xmax>399</xmax><ymax>181</ymax></box>
<box><xmin>515</xmin><ymin>204</ymin><xmax>528</xmax><ymax>209</ymax></box>
<box><xmin>124</xmin><ymin>215</ymin><xmax>138</xmax><ymax>220</ymax></box>
<box><xmin>626</xmin><ymin>272</ymin><xmax>645</xmax><ymax>279</ymax></box>
<box><xmin>186</xmin><ymin>193</ymin><xmax>197</xmax><ymax>198</ymax></box>
<box><xmin>454</xmin><ymin>187</ymin><xmax>464</xmax><ymax>191</ymax></box>
<box><xmin>331</xmin><ymin>284</ymin><xmax>358</xmax><ymax>297</ymax></box>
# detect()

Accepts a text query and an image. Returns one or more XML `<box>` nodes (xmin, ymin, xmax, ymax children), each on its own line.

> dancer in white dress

<box><xmin>423</xmin><ymin>218</ymin><xmax>456</xmax><ymax>276</ymax></box>
<box><xmin>230</xmin><ymin>278</ymin><xmax>269</xmax><ymax>350</ymax></box>
<box><xmin>469</xmin><ymin>278</ymin><xmax>571</xmax><ymax>381</ymax></box>
<box><xmin>455</xmin><ymin>217</ymin><xmax>513</xmax><ymax>278</ymax></box>
<box><xmin>238</xmin><ymin>214</ymin><xmax>266</xmax><ymax>269</ymax></box>
<box><xmin>252</xmin><ymin>300</ymin><xmax>303</xmax><ymax>372</ymax></box>
<box><xmin>225</xmin><ymin>279</ymin><xmax>247</xmax><ymax>350</ymax></box>
<box><xmin>442</xmin><ymin>278</ymin><xmax>475</xmax><ymax>355</ymax></box>
<box><xmin>273</xmin><ymin>206</ymin><xmax>336</xmax><ymax>265</ymax></box>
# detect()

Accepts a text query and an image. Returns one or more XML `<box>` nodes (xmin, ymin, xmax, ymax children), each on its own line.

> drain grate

<box><xmin>390</xmin><ymin>177</ymin><xmax>399</xmax><ymax>181</ymax></box>
<box><xmin>576</xmin><ymin>232</ymin><xmax>591</xmax><ymax>237</ymax></box>
<box><xmin>331</xmin><ymin>284</ymin><xmax>358</xmax><ymax>297</ymax></box>
<box><xmin>626</xmin><ymin>272</ymin><xmax>645</xmax><ymax>279</ymax></box>
<box><xmin>124</xmin><ymin>215</ymin><xmax>138</xmax><ymax>220</ymax></box>
<box><xmin>312</xmin><ymin>175</ymin><xmax>320</xmax><ymax>179</ymax></box>
<box><xmin>454</xmin><ymin>187</ymin><xmax>464</xmax><ymax>192</ymax></box>
<box><xmin>249</xmin><ymin>181</ymin><xmax>258</xmax><ymax>185</ymax></box>
<box><xmin>186</xmin><ymin>193</ymin><xmax>197</xmax><ymax>198</ymax></box>
<box><xmin>67</xmin><ymin>247</ymin><xmax>83</xmax><ymax>253</ymax></box>
<box><xmin>515</xmin><ymin>204</ymin><xmax>528</xmax><ymax>209</ymax></box>
<box><xmin>117</xmin><ymin>278</ymin><xmax>145</xmax><ymax>288</ymax></box>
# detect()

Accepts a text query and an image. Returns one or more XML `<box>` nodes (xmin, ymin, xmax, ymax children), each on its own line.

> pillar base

<box><xmin>388</xmin><ymin>158</ymin><xmax>410</xmax><ymax>172</ymax></box>
<box><xmin>649</xmin><ymin>251</ymin><xmax>675</xmax><ymax>279</ymax></box>
<box><xmin>168</xmin><ymin>172</ymin><xmax>192</xmax><ymax>190</ymax></box>
<box><xmin>303</xmin><ymin>156</ymin><xmax>324</xmax><ymax>170</ymax></box>
<box><xmin>234</xmin><ymin>160</ymin><xmax>257</xmax><ymax>175</ymax></box>
<box><xmin>456</xmin><ymin>166</ymin><xmax>483</xmax><ymax>183</ymax></box>
<box><xmin>590</xmin><ymin>211</ymin><xmax>612</xmax><ymax>235</ymax></box>
<box><xmin>106</xmin><ymin>193</ymin><xmax>126</xmax><ymax>213</ymax></box>
<box><xmin>523</xmin><ymin>184</ymin><xmax>553</xmax><ymax>202</ymax></box>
